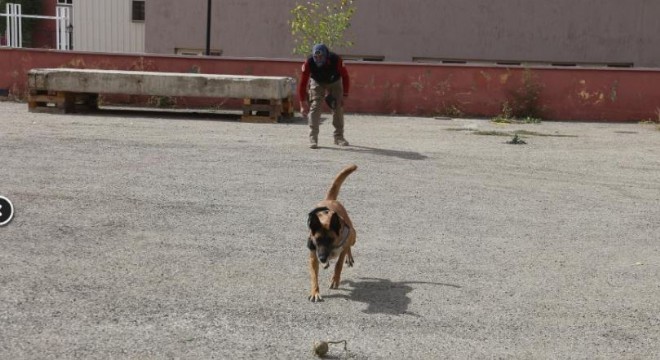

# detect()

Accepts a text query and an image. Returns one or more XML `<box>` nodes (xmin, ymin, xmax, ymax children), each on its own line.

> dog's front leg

<box><xmin>309</xmin><ymin>251</ymin><xmax>322</xmax><ymax>302</ymax></box>
<box><xmin>330</xmin><ymin>250</ymin><xmax>348</xmax><ymax>289</ymax></box>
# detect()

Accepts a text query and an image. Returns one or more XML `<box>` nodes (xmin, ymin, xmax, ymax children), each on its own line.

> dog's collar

<box><xmin>335</xmin><ymin>225</ymin><xmax>351</xmax><ymax>249</ymax></box>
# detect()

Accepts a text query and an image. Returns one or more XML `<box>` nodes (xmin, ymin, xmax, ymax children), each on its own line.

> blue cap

<box><xmin>312</xmin><ymin>44</ymin><xmax>328</xmax><ymax>66</ymax></box>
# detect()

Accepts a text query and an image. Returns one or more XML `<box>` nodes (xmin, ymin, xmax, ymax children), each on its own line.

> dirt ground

<box><xmin>1</xmin><ymin>101</ymin><xmax>659</xmax><ymax>359</ymax></box>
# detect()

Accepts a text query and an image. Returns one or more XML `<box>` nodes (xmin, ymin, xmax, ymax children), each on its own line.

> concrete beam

<box><xmin>27</xmin><ymin>68</ymin><xmax>295</xmax><ymax>99</ymax></box>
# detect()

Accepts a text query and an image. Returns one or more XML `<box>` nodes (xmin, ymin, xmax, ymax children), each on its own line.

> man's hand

<box><xmin>300</xmin><ymin>101</ymin><xmax>310</xmax><ymax>117</ymax></box>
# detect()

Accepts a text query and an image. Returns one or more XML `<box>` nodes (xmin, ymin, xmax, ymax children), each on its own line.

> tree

<box><xmin>289</xmin><ymin>0</ymin><xmax>357</xmax><ymax>56</ymax></box>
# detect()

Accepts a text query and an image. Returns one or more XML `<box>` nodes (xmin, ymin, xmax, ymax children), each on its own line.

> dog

<box><xmin>307</xmin><ymin>164</ymin><xmax>358</xmax><ymax>302</ymax></box>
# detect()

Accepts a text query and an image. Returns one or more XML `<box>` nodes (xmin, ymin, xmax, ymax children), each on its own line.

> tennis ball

<box><xmin>313</xmin><ymin>341</ymin><xmax>329</xmax><ymax>357</ymax></box>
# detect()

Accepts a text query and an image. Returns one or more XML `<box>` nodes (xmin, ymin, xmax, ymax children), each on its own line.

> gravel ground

<box><xmin>1</xmin><ymin>101</ymin><xmax>659</xmax><ymax>359</ymax></box>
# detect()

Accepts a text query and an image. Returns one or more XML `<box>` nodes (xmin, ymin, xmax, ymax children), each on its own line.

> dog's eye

<box><xmin>307</xmin><ymin>239</ymin><xmax>316</xmax><ymax>250</ymax></box>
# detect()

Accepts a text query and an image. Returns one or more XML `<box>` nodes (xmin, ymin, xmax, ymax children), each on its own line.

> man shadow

<box><xmin>331</xmin><ymin>145</ymin><xmax>428</xmax><ymax>160</ymax></box>
<box><xmin>325</xmin><ymin>277</ymin><xmax>460</xmax><ymax>316</ymax></box>
<box><xmin>299</xmin><ymin>116</ymin><xmax>428</xmax><ymax>160</ymax></box>
<box><xmin>278</xmin><ymin>115</ymin><xmax>308</xmax><ymax>125</ymax></box>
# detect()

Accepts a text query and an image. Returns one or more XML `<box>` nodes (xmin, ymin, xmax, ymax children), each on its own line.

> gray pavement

<box><xmin>1</xmin><ymin>101</ymin><xmax>659</xmax><ymax>359</ymax></box>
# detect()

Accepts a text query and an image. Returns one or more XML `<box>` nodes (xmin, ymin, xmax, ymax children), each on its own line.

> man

<box><xmin>298</xmin><ymin>44</ymin><xmax>350</xmax><ymax>149</ymax></box>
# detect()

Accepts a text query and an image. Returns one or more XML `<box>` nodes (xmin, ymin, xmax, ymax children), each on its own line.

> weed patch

<box><xmin>447</xmin><ymin>128</ymin><xmax>577</xmax><ymax>138</ymax></box>
<box><xmin>507</xmin><ymin>134</ymin><xmax>527</xmax><ymax>144</ymax></box>
<box><xmin>493</xmin><ymin>68</ymin><xmax>544</xmax><ymax>123</ymax></box>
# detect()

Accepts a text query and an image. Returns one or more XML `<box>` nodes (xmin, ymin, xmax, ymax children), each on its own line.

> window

<box><xmin>57</xmin><ymin>0</ymin><xmax>73</xmax><ymax>4</ymax></box>
<box><xmin>132</xmin><ymin>0</ymin><xmax>145</xmax><ymax>22</ymax></box>
<box><xmin>175</xmin><ymin>48</ymin><xmax>223</xmax><ymax>57</ymax></box>
<box><xmin>340</xmin><ymin>55</ymin><xmax>384</xmax><ymax>62</ymax></box>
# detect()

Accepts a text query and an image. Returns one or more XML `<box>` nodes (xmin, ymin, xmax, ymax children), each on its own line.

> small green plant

<box><xmin>507</xmin><ymin>134</ymin><xmax>527</xmax><ymax>144</ymax></box>
<box><xmin>493</xmin><ymin>105</ymin><xmax>542</xmax><ymax>124</ymax></box>
<box><xmin>492</xmin><ymin>102</ymin><xmax>514</xmax><ymax>123</ymax></box>
<box><xmin>520</xmin><ymin>116</ymin><xmax>541</xmax><ymax>124</ymax></box>
<box><xmin>511</xmin><ymin>68</ymin><xmax>543</xmax><ymax>119</ymax></box>
<box><xmin>290</xmin><ymin>0</ymin><xmax>357</xmax><ymax>55</ymax></box>
<box><xmin>639</xmin><ymin>108</ymin><xmax>660</xmax><ymax>130</ymax></box>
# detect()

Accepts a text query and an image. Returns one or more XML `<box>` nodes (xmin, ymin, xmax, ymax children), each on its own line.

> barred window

<box><xmin>132</xmin><ymin>0</ymin><xmax>145</xmax><ymax>22</ymax></box>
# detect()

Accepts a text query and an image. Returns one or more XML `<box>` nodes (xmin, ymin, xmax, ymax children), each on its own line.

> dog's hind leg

<box><xmin>345</xmin><ymin>247</ymin><xmax>354</xmax><ymax>267</ymax></box>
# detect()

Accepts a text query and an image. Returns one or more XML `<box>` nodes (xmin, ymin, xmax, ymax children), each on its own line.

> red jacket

<box><xmin>298</xmin><ymin>53</ymin><xmax>350</xmax><ymax>101</ymax></box>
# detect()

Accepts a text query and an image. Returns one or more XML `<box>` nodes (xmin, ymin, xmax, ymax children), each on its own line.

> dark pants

<box><xmin>308</xmin><ymin>78</ymin><xmax>344</xmax><ymax>141</ymax></box>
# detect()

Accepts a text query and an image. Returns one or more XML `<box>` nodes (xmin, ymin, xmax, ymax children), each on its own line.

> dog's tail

<box><xmin>325</xmin><ymin>164</ymin><xmax>358</xmax><ymax>201</ymax></box>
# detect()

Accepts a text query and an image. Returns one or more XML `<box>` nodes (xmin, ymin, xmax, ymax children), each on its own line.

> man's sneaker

<box><xmin>334</xmin><ymin>138</ymin><xmax>349</xmax><ymax>146</ymax></box>
<box><xmin>309</xmin><ymin>138</ymin><xmax>318</xmax><ymax>149</ymax></box>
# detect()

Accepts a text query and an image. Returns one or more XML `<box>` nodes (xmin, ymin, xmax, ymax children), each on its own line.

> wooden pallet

<box><xmin>28</xmin><ymin>90</ymin><xmax>98</xmax><ymax>114</ymax></box>
<box><xmin>241</xmin><ymin>96</ymin><xmax>294</xmax><ymax>123</ymax></box>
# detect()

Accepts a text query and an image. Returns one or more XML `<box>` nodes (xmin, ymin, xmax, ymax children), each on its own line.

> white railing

<box><xmin>2</xmin><ymin>3</ymin><xmax>21</xmax><ymax>47</ymax></box>
<box><xmin>1</xmin><ymin>3</ymin><xmax>72</xmax><ymax>50</ymax></box>
<box><xmin>55</xmin><ymin>6</ymin><xmax>71</xmax><ymax>50</ymax></box>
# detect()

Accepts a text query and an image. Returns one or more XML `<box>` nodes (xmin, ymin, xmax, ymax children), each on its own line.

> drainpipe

<box><xmin>205</xmin><ymin>0</ymin><xmax>212</xmax><ymax>55</ymax></box>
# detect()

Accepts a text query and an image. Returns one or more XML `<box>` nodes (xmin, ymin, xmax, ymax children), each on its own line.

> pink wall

<box><xmin>1</xmin><ymin>48</ymin><xmax>659</xmax><ymax>122</ymax></box>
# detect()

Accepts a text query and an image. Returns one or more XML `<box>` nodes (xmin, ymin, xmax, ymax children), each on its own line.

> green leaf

<box><xmin>289</xmin><ymin>0</ymin><xmax>357</xmax><ymax>55</ymax></box>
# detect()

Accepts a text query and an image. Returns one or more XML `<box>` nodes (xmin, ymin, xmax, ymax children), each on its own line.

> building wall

<box><xmin>73</xmin><ymin>0</ymin><xmax>145</xmax><ymax>53</ymax></box>
<box><xmin>146</xmin><ymin>0</ymin><xmax>660</xmax><ymax>67</ymax></box>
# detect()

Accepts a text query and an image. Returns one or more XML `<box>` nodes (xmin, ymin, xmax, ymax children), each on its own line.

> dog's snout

<box><xmin>318</xmin><ymin>249</ymin><xmax>335</xmax><ymax>269</ymax></box>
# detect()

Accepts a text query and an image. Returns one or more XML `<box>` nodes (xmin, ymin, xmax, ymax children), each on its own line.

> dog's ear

<box><xmin>308</xmin><ymin>212</ymin><xmax>322</xmax><ymax>233</ymax></box>
<box><xmin>307</xmin><ymin>238</ymin><xmax>316</xmax><ymax>250</ymax></box>
<box><xmin>330</xmin><ymin>212</ymin><xmax>342</xmax><ymax>235</ymax></box>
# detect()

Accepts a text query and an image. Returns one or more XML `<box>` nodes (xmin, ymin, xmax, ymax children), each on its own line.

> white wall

<box><xmin>73</xmin><ymin>0</ymin><xmax>145</xmax><ymax>53</ymax></box>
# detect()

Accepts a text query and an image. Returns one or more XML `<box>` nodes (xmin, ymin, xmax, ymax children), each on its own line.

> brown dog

<box><xmin>307</xmin><ymin>164</ymin><xmax>358</xmax><ymax>302</ymax></box>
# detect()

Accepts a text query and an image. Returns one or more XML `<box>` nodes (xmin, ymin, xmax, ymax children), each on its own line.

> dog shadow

<box><xmin>325</xmin><ymin>277</ymin><xmax>460</xmax><ymax>316</ymax></box>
